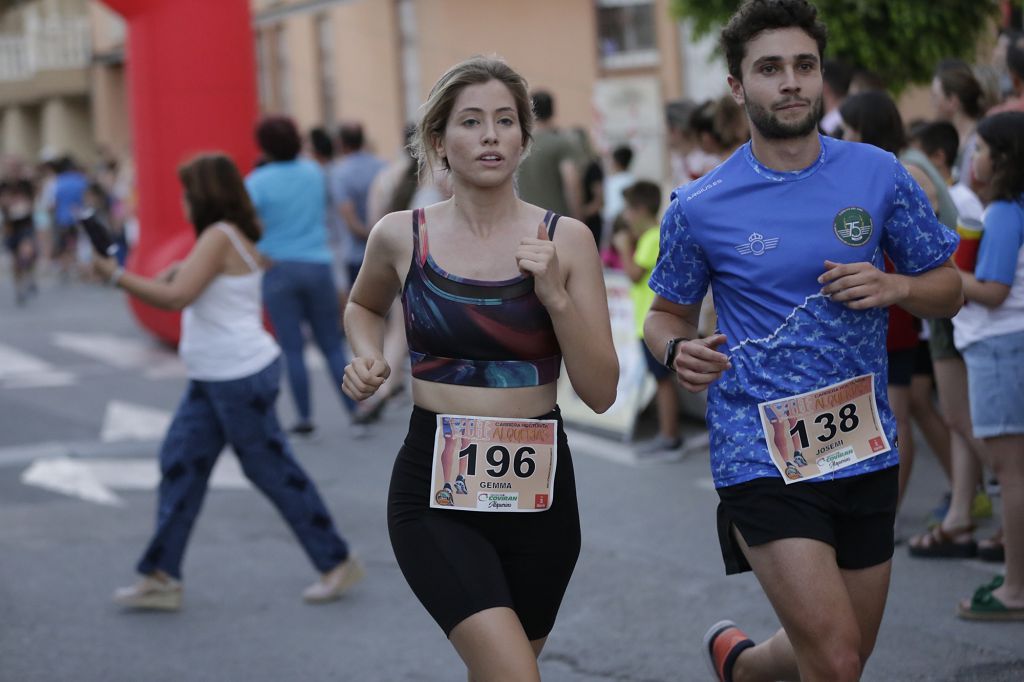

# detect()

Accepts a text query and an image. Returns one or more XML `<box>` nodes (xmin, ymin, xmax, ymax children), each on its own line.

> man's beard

<box><xmin>745</xmin><ymin>95</ymin><xmax>823</xmax><ymax>140</ymax></box>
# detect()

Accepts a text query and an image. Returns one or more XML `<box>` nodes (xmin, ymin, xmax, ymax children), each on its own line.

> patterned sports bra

<box><xmin>401</xmin><ymin>208</ymin><xmax>562</xmax><ymax>388</ymax></box>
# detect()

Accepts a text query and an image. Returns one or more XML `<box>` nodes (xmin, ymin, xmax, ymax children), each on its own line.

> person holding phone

<box><xmin>92</xmin><ymin>154</ymin><xmax>362</xmax><ymax>610</ymax></box>
<box><xmin>1</xmin><ymin>178</ymin><xmax>38</xmax><ymax>306</ymax></box>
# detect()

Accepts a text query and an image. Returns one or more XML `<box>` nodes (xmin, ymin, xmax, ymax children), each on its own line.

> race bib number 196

<box><xmin>757</xmin><ymin>374</ymin><xmax>891</xmax><ymax>484</ymax></box>
<box><xmin>429</xmin><ymin>414</ymin><xmax>558</xmax><ymax>512</ymax></box>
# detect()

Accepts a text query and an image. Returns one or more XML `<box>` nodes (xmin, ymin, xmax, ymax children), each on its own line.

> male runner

<box><xmin>643</xmin><ymin>2</ymin><xmax>963</xmax><ymax>681</ymax></box>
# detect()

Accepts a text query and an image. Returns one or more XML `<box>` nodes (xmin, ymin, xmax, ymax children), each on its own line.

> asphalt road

<box><xmin>0</xmin><ymin>273</ymin><xmax>1021</xmax><ymax>681</ymax></box>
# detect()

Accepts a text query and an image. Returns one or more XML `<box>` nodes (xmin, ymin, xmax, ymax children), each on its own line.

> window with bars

<box><xmin>272</xmin><ymin>24</ymin><xmax>290</xmax><ymax>113</ymax></box>
<box><xmin>255</xmin><ymin>24</ymin><xmax>290</xmax><ymax>113</ymax></box>
<box><xmin>596</xmin><ymin>0</ymin><xmax>659</xmax><ymax>69</ymax></box>
<box><xmin>255</xmin><ymin>27</ymin><xmax>273</xmax><ymax>112</ymax></box>
<box><xmin>315</xmin><ymin>13</ymin><xmax>336</xmax><ymax>125</ymax></box>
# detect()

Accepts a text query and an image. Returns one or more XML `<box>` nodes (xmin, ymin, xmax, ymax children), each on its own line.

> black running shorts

<box><xmin>887</xmin><ymin>348</ymin><xmax>916</xmax><ymax>387</ymax></box>
<box><xmin>715</xmin><ymin>466</ymin><xmax>898</xmax><ymax>575</ymax></box>
<box><xmin>913</xmin><ymin>340</ymin><xmax>934</xmax><ymax>376</ymax></box>
<box><xmin>387</xmin><ymin>405</ymin><xmax>581</xmax><ymax>640</ymax></box>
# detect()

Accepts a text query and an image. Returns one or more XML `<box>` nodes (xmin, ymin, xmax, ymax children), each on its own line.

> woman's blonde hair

<box><xmin>411</xmin><ymin>56</ymin><xmax>534</xmax><ymax>176</ymax></box>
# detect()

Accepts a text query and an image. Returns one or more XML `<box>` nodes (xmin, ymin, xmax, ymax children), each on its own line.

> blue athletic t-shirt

<box><xmin>649</xmin><ymin>136</ymin><xmax>959</xmax><ymax>488</ymax></box>
<box><xmin>975</xmin><ymin>199</ymin><xmax>1024</xmax><ymax>285</ymax></box>
<box><xmin>953</xmin><ymin>197</ymin><xmax>1024</xmax><ymax>349</ymax></box>
<box><xmin>245</xmin><ymin>159</ymin><xmax>333</xmax><ymax>264</ymax></box>
<box><xmin>54</xmin><ymin>171</ymin><xmax>88</xmax><ymax>229</ymax></box>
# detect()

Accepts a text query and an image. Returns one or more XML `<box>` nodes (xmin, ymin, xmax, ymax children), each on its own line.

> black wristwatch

<box><xmin>663</xmin><ymin>337</ymin><xmax>689</xmax><ymax>370</ymax></box>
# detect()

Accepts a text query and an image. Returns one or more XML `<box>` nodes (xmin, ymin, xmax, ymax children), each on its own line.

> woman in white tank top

<box><xmin>91</xmin><ymin>154</ymin><xmax>363</xmax><ymax>611</ymax></box>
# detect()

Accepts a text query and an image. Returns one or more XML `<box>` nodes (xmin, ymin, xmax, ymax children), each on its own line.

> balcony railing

<box><xmin>0</xmin><ymin>15</ymin><xmax>91</xmax><ymax>82</ymax></box>
<box><xmin>0</xmin><ymin>34</ymin><xmax>30</xmax><ymax>80</ymax></box>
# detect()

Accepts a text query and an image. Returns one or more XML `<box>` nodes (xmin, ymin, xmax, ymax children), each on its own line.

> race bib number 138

<box><xmin>757</xmin><ymin>374</ymin><xmax>891</xmax><ymax>484</ymax></box>
<box><xmin>429</xmin><ymin>414</ymin><xmax>558</xmax><ymax>512</ymax></box>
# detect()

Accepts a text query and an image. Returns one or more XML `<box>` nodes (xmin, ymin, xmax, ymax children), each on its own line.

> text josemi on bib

<box><xmin>757</xmin><ymin>374</ymin><xmax>891</xmax><ymax>484</ymax></box>
<box><xmin>430</xmin><ymin>414</ymin><xmax>558</xmax><ymax>512</ymax></box>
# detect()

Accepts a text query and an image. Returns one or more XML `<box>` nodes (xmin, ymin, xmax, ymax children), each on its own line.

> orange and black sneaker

<box><xmin>703</xmin><ymin>620</ymin><xmax>754</xmax><ymax>682</ymax></box>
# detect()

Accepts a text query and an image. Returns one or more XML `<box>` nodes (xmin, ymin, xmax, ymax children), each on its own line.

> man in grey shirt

<box><xmin>516</xmin><ymin>90</ymin><xmax>581</xmax><ymax>219</ymax></box>
<box><xmin>330</xmin><ymin>122</ymin><xmax>386</xmax><ymax>287</ymax></box>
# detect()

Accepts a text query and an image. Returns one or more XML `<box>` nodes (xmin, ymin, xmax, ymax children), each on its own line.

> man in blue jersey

<box><xmin>643</xmin><ymin>2</ymin><xmax>963</xmax><ymax>681</ymax></box>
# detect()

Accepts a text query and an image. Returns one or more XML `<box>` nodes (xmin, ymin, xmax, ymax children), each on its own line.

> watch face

<box><xmin>665</xmin><ymin>337</ymin><xmax>689</xmax><ymax>369</ymax></box>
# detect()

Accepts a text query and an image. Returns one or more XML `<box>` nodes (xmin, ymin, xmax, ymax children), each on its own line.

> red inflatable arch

<box><xmin>101</xmin><ymin>0</ymin><xmax>259</xmax><ymax>345</ymax></box>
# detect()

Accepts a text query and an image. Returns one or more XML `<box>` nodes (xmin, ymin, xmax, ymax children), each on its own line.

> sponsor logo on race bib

<box><xmin>477</xmin><ymin>492</ymin><xmax>519</xmax><ymax>510</ymax></box>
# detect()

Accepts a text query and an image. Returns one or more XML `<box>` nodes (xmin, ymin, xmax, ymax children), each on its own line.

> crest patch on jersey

<box><xmin>734</xmin><ymin>232</ymin><xmax>780</xmax><ymax>256</ymax></box>
<box><xmin>833</xmin><ymin>207</ymin><xmax>874</xmax><ymax>246</ymax></box>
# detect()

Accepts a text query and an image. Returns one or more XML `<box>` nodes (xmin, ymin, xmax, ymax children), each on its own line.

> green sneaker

<box><xmin>971</xmin><ymin>491</ymin><xmax>993</xmax><ymax>520</ymax></box>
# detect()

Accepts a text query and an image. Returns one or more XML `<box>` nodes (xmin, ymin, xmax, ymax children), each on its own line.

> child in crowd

<box><xmin>614</xmin><ymin>180</ymin><xmax>682</xmax><ymax>455</ymax></box>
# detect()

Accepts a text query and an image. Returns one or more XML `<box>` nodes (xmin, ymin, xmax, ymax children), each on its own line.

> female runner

<box><xmin>342</xmin><ymin>57</ymin><xmax>617</xmax><ymax>680</ymax></box>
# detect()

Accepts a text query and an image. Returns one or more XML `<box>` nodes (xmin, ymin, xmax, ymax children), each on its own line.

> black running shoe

<box><xmin>290</xmin><ymin>422</ymin><xmax>316</xmax><ymax>436</ymax></box>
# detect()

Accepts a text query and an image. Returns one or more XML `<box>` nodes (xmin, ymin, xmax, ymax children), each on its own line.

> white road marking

<box><xmin>51</xmin><ymin>331</ymin><xmax>185</xmax><ymax>379</ymax></box>
<box><xmin>22</xmin><ymin>457</ymin><xmax>120</xmax><ymax>505</ymax></box>
<box><xmin>565</xmin><ymin>429</ymin><xmax>636</xmax><ymax>465</ymax></box>
<box><xmin>566</xmin><ymin>428</ymin><xmax>710</xmax><ymax>468</ymax></box>
<box><xmin>0</xmin><ymin>342</ymin><xmax>76</xmax><ymax>388</ymax></box>
<box><xmin>2</xmin><ymin>333</ymin><xmax>327</xmax><ymax>391</ymax></box>
<box><xmin>20</xmin><ymin>452</ymin><xmax>250</xmax><ymax>506</ymax></box>
<box><xmin>303</xmin><ymin>346</ymin><xmax>325</xmax><ymax>370</ymax></box>
<box><xmin>100</xmin><ymin>400</ymin><xmax>172</xmax><ymax>443</ymax></box>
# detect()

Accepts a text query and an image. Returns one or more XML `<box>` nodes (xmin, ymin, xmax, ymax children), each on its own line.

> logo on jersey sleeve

<box><xmin>833</xmin><ymin>207</ymin><xmax>874</xmax><ymax>246</ymax></box>
<box><xmin>734</xmin><ymin>232</ymin><xmax>780</xmax><ymax>256</ymax></box>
